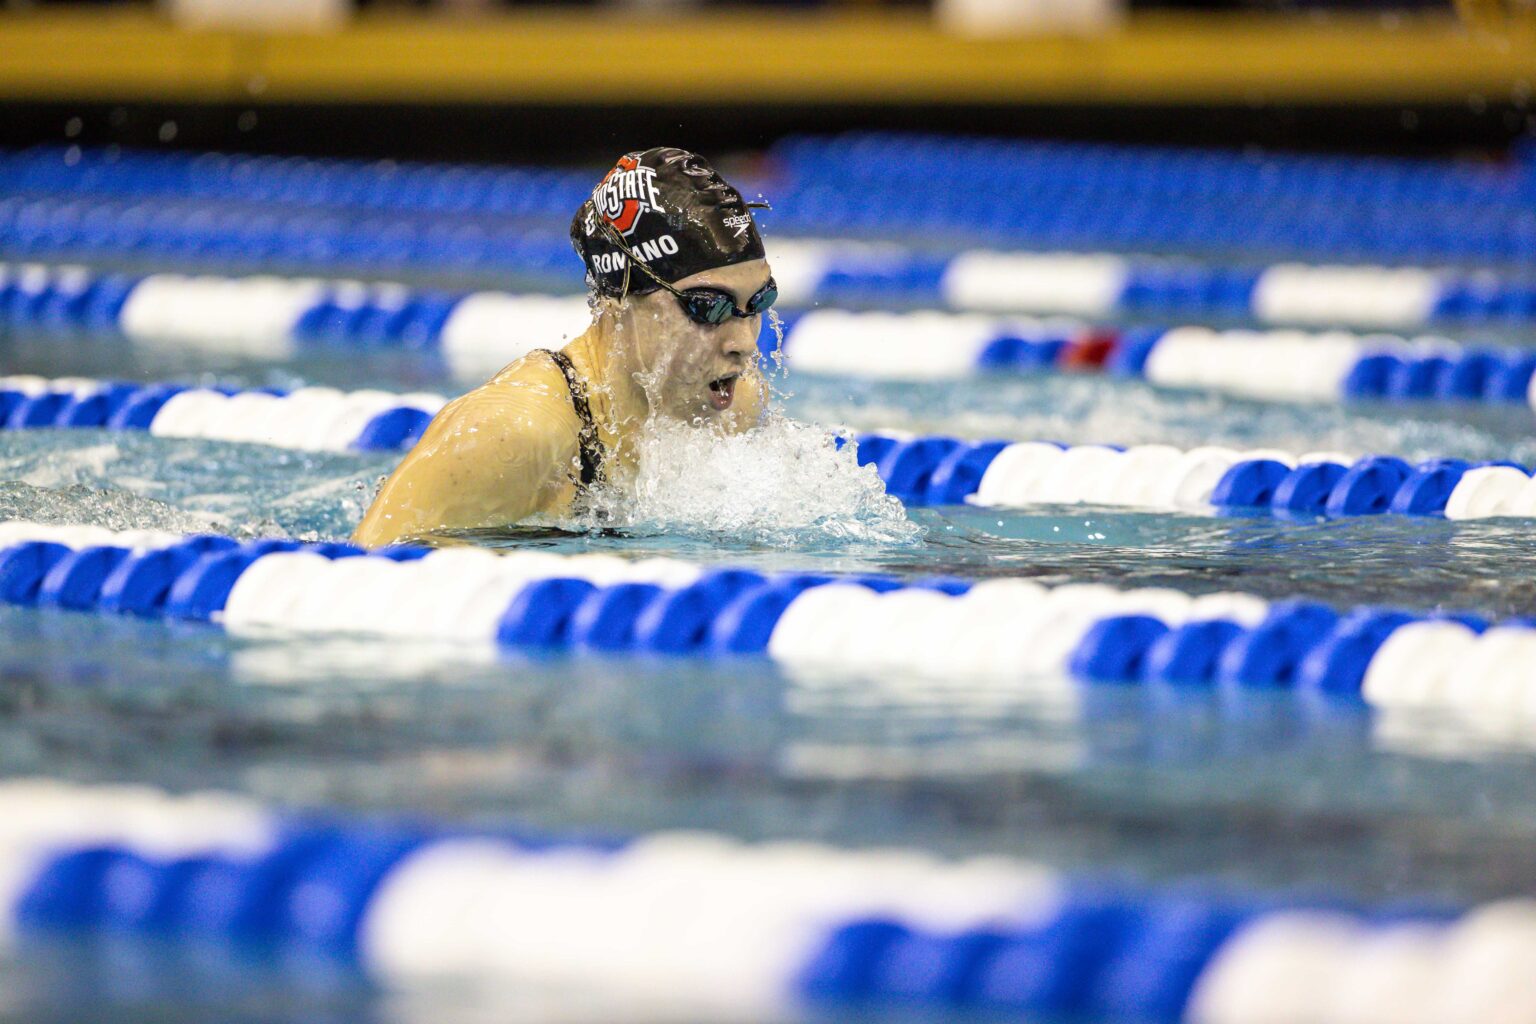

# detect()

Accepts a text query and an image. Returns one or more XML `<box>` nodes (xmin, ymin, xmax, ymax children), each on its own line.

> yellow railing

<box><xmin>0</xmin><ymin>8</ymin><xmax>1531</xmax><ymax>105</ymax></box>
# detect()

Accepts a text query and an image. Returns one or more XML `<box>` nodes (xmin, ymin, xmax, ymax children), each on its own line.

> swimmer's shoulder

<box><xmin>420</xmin><ymin>339</ymin><xmax>598</xmax><ymax>462</ymax></box>
<box><xmin>456</xmin><ymin>348</ymin><xmax>575</xmax><ymax>423</ymax></box>
<box><xmin>409</xmin><ymin>350</ymin><xmax>574</xmax><ymax>463</ymax></box>
<box><xmin>486</xmin><ymin>347</ymin><xmax>572</xmax><ymax>393</ymax></box>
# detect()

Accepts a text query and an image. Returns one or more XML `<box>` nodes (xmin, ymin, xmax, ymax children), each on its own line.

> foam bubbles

<box><xmin>0</xmin><ymin>430</ymin><xmax>382</xmax><ymax>539</ymax></box>
<box><xmin>0</xmin><ymin>480</ymin><xmax>233</xmax><ymax>537</ymax></box>
<box><xmin>571</xmin><ymin>413</ymin><xmax>922</xmax><ymax>548</ymax></box>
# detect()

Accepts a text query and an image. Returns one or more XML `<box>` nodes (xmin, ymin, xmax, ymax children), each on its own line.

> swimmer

<box><xmin>353</xmin><ymin>148</ymin><xmax>776</xmax><ymax>548</ymax></box>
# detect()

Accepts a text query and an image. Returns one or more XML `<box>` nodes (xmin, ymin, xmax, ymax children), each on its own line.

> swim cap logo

<box><xmin>592</xmin><ymin>155</ymin><xmax>665</xmax><ymax>238</ymax></box>
<box><xmin>722</xmin><ymin>213</ymin><xmax>753</xmax><ymax>239</ymax></box>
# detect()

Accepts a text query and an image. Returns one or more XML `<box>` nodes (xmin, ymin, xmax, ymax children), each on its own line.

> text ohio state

<box><xmin>594</xmin><ymin>165</ymin><xmax>665</xmax><ymax>222</ymax></box>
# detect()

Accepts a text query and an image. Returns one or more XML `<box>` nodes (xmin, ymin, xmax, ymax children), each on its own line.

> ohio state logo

<box><xmin>592</xmin><ymin>155</ymin><xmax>665</xmax><ymax>237</ymax></box>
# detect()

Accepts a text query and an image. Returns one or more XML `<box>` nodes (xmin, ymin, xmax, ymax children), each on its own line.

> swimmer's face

<box><xmin>623</xmin><ymin>258</ymin><xmax>770</xmax><ymax>423</ymax></box>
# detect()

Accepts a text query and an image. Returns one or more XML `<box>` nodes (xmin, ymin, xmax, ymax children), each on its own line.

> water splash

<box><xmin>0</xmin><ymin>431</ymin><xmax>392</xmax><ymax>539</ymax></box>
<box><xmin>0</xmin><ymin>480</ymin><xmax>235</xmax><ymax>536</ymax></box>
<box><xmin>569</xmin><ymin>413</ymin><xmax>923</xmax><ymax>548</ymax></box>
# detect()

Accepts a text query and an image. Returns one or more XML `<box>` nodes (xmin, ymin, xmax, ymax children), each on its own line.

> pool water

<box><xmin>4</xmin><ymin>290</ymin><xmax>1536</xmax><ymax>1019</ymax></box>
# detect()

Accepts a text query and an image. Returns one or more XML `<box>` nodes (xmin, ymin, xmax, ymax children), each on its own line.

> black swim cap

<box><xmin>571</xmin><ymin>147</ymin><xmax>767</xmax><ymax>299</ymax></box>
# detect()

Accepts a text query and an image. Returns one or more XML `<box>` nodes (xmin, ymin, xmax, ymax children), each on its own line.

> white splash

<box><xmin>0</xmin><ymin>480</ymin><xmax>234</xmax><ymax>536</ymax></box>
<box><xmin>577</xmin><ymin>413</ymin><xmax>922</xmax><ymax>548</ymax></box>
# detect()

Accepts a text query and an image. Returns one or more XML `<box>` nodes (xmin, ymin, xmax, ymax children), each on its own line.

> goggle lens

<box><xmin>687</xmin><ymin>293</ymin><xmax>735</xmax><ymax>324</ymax></box>
<box><xmin>748</xmin><ymin>282</ymin><xmax>778</xmax><ymax>314</ymax></box>
<box><xmin>676</xmin><ymin>278</ymin><xmax>778</xmax><ymax>326</ymax></box>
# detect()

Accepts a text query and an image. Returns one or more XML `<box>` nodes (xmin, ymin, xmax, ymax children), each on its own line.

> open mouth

<box><xmin>707</xmin><ymin>374</ymin><xmax>739</xmax><ymax>411</ymax></box>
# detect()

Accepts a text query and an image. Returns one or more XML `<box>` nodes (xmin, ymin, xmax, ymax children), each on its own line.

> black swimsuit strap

<box><xmin>542</xmin><ymin>349</ymin><xmax>603</xmax><ymax>488</ymax></box>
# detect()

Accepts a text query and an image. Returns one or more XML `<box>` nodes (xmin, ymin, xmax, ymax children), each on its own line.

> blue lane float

<box><xmin>2</xmin><ymin>170</ymin><xmax>1534</xmax><ymax>330</ymax></box>
<box><xmin>6</xmin><ymin>373</ymin><xmax>1534</xmax><ymax>520</ymax></box>
<box><xmin>0</xmin><ymin>260</ymin><xmax>1509</xmax><ymax>425</ymax></box>
<box><xmin>1134</xmin><ymin>325</ymin><xmax>1536</xmax><ymax>406</ymax></box>
<box><xmin>0</xmin><ymin>375</ymin><xmax>444</xmax><ymax>454</ymax></box>
<box><xmin>771</xmin><ymin>132</ymin><xmax>1536</xmax><ymax>267</ymax></box>
<box><xmin>0</xmin><ymin>264</ymin><xmax>596</xmax><ymax>380</ymax></box>
<box><xmin>13</xmin><ymin>138</ymin><xmax>1534</xmax><ymax>258</ymax></box>
<box><xmin>0</xmin><ymin>521</ymin><xmax>1530</xmax><ymax>713</ymax></box>
<box><xmin>0</xmin><ymin>146</ymin><xmax>595</xmax><ymax>219</ymax></box>
<box><xmin>5</xmin><ymin>139</ymin><xmax>1535</xmax><ymax>290</ymax></box>
<box><xmin>783</xmin><ymin>310</ymin><xmax>1536</xmax><ymax>406</ymax></box>
<box><xmin>1</xmin><ymin>778</ymin><xmax>1530</xmax><ymax>1021</ymax></box>
<box><xmin>0</xmin><ymin>188</ymin><xmax>577</xmax><ymax>280</ymax></box>
<box><xmin>858</xmin><ymin>433</ymin><xmax>1536</xmax><ymax>522</ymax></box>
<box><xmin>8</xmin><ymin>262</ymin><xmax>1536</xmax><ymax>412</ymax></box>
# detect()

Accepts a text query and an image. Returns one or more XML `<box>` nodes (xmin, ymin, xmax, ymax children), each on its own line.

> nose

<box><xmin>719</xmin><ymin>316</ymin><xmax>758</xmax><ymax>363</ymax></box>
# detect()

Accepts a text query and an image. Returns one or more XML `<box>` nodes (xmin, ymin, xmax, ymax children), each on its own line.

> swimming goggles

<box><xmin>590</xmin><ymin>202</ymin><xmax>777</xmax><ymax>325</ymax></box>
<box><xmin>656</xmin><ymin>273</ymin><xmax>778</xmax><ymax>326</ymax></box>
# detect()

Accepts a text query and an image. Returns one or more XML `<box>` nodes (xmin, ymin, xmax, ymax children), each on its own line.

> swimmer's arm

<box><xmin>352</xmin><ymin>384</ymin><xmax>579</xmax><ymax>548</ymax></box>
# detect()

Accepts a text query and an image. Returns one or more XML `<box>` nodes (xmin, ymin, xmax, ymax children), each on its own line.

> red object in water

<box><xmin>1059</xmin><ymin>331</ymin><xmax>1119</xmax><ymax>370</ymax></box>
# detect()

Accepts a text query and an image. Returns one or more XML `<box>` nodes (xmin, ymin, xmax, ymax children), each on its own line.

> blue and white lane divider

<box><xmin>2</xmin><ymin>262</ymin><xmax>1101</xmax><ymax>382</ymax></box>
<box><xmin>0</xmin><ymin>263</ymin><xmax>590</xmax><ymax>380</ymax></box>
<box><xmin>147</xmin><ymin>387</ymin><xmax>445</xmax><ymax>453</ymax></box>
<box><xmin>5</xmin><ymin>195</ymin><xmax>1536</xmax><ymax>332</ymax></box>
<box><xmin>723</xmin><ymin>247</ymin><xmax>1536</xmax><ymax>329</ymax></box>
<box><xmin>0</xmin><ymin>779</ymin><xmax>1533</xmax><ymax>1024</ymax></box>
<box><xmin>1</xmin><ymin>521</ymin><xmax>1529</xmax><ymax>704</ymax></box>
<box><xmin>773</xmin><ymin>132</ymin><xmax>1536</xmax><ymax>266</ymax></box>
<box><xmin>16</xmin><ymin>138</ymin><xmax>1533</xmax><ymax>247</ymax></box>
<box><xmin>941</xmin><ymin>253</ymin><xmax>1476</xmax><ymax>328</ymax></box>
<box><xmin>121</xmin><ymin>274</ymin><xmax>593</xmax><ymax>378</ymax></box>
<box><xmin>0</xmin><ymin>146</ymin><xmax>595</xmax><ymax>217</ymax></box>
<box><xmin>5</xmin><ymin>261</ymin><xmax>1097</xmax><ymax>382</ymax></box>
<box><xmin>766</xmin><ymin>579</ymin><xmax>1536</xmax><ymax>700</ymax></box>
<box><xmin>15</xmin><ymin>260</ymin><xmax>1536</xmax><ymax>413</ymax></box>
<box><xmin>8</xmin><ymin>374</ymin><xmax>1536</xmax><ymax>521</ymax></box>
<box><xmin>117</xmin><ymin>277</ymin><xmax>592</xmax><ymax>383</ymax></box>
<box><xmin>0</xmin><ymin>522</ymin><xmax>708</xmax><ymax>637</ymax></box>
<box><xmin>780</xmin><ymin>312</ymin><xmax>1536</xmax><ymax>406</ymax></box>
<box><xmin>0</xmin><ymin>376</ymin><xmax>445</xmax><ymax>454</ymax></box>
<box><xmin>126</xmin><ymin>274</ymin><xmax>1536</xmax><ymax>404</ymax></box>
<box><xmin>7</xmin><ymin>141</ymin><xmax>1536</xmax><ymax>321</ymax></box>
<box><xmin>853</xmin><ymin>243</ymin><xmax>1531</xmax><ymax>330</ymax></box>
<box><xmin>858</xmin><ymin>433</ymin><xmax>1536</xmax><ymax>521</ymax></box>
<box><xmin>1135</xmin><ymin>326</ymin><xmax>1536</xmax><ymax>406</ymax></box>
<box><xmin>769</xmin><ymin>305</ymin><xmax>1102</xmax><ymax>380</ymax></box>
<box><xmin>11</xmin><ymin>139</ymin><xmax>1536</xmax><ymax>269</ymax></box>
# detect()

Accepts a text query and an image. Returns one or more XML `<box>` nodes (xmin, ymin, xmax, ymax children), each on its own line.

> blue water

<box><xmin>6</xmin><ymin>318</ymin><xmax>1536</xmax><ymax>1021</ymax></box>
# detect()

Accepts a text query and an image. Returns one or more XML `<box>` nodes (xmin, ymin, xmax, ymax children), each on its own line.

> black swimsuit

<box><xmin>541</xmin><ymin>349</ymin><xmax>604</xmax><ymax>488</ymax></box>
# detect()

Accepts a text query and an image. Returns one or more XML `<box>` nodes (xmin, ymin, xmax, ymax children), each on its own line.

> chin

<box><xmin>657</xmin><ymin>398</ymin><xmax>720</xmax><ymax>424</ymax></box>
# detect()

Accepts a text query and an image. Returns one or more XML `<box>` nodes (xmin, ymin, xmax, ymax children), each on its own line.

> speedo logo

<box><xmin>722</xmin><ymin>213</ymin><xmax>753</xmax><ymax>239</ymax></box>
<box><xmin>592</xmin><ymin>156</ymin><xmax>665</xmax><ymax>237</ymax></box>
<box><xmin>590</xmin><ymin>235</ymin><xmax>680</xmax><ymax>275</ymax></box>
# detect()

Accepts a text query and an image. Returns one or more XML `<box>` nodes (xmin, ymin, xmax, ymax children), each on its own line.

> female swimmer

<box><xmin>354</xmin><ymin>147</ymin><xmax>775</xmax><ymax>547</ymax></box>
